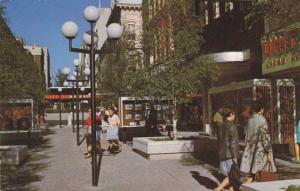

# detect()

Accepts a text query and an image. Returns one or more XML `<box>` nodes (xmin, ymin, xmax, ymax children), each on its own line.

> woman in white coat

<box><xmin>240</xmin><ymin>102</ymin><xmax>276</xmax><ymax>181</ymax></box>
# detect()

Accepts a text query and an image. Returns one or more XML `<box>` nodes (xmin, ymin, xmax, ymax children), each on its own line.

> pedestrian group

<box><xmin>214</xmin><ymin>101</ymin><xmax>277</xmax><ymax>191</ymax></box>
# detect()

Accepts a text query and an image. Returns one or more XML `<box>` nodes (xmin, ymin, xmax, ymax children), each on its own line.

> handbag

<box><xmin>255</xmin><ymin>161</ymin><xmax>278</xmax><ymax>182</ymax></box>
<box><xmin>229</xmin><ymin>128</ymin><xmax>260</xmax><ymax>190</ymax></box>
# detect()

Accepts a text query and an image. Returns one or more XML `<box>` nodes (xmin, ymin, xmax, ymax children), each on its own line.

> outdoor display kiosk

<box><xmin>208</xmin><ymin>79</ymin><xmax>296</xmax><ymax>144</ymax></box>
<box><xmin>0</xmin><ymin>99</ymin><xmax>35</xmax><ymax>131</ymax></box>
<box><xmin>118</xmin><ymin>97</ymin><xmax>172</xmax><ymax>128</ymax></box>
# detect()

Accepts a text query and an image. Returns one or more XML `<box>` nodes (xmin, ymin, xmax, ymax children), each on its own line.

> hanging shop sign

<box><xmin>261</xmin><ymin>22</ymin><xmax>300</xmax><ymax>74</ymax></box>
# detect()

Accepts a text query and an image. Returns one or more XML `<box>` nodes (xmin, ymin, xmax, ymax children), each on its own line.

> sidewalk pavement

<box><xmin>2</xmin><ymin>127</ymin><xmax>300</xmax><ymax>191</ymax></box>
<box><xmin>2</xmin><ymin>125</ymin><xmax>221</xmax><ymax>191</ymax></box>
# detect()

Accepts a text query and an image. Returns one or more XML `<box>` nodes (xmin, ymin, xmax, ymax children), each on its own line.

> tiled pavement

<box><xmin>2</xmin><ymin>125</ymin><xmax>300</xmax><ymax>191</ymax></box>
<box><xmin>1</xmin><ymin>125</ymin><xmax>221</xmax><ymax>191</ymax></box>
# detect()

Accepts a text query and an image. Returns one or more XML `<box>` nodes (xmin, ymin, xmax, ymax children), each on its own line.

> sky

<box><xmin>5</xmin><ymin>0</ymin><xmax>111</xmax><ymax>85</ymax></box>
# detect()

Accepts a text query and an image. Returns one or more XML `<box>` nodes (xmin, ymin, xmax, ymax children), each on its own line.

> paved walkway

<box><xmin>2</xmin><ymin>125</ymin><xmax>221</xmax><ymax>191</ymax></box>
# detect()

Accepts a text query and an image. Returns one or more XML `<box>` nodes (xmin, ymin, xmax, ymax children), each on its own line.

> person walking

<box><xmin>214</xmin><ymin>107</ymin><xmax>239</xmax><ymax>191</ymax></box>
<box><xmin>85</xmin><ymin>110</ymin><xmax>101</xmax><ymax>158</ymax></box>
<box><xmin>293</xmin><ymin>118</ymin><xmax>300</xmax><ymax>162</ymax></box>
<box><xmin>240</xmin><ymin>102</ymin><xmax>276</xmax><ymax>182</ymax></box>
<box><xmin>107</xmin><ymin>108</ymin><xmax>122</xmax><ymax>153</ymax></box>
<box><xmin>145</xmin><ymin>103</ymin><xmax>158</xmax><ymax>136</ymax></box>
<box><xmin>212</xmin><ymin>105</ymin><xmax>224</xmax><ymax>137</ymax></box>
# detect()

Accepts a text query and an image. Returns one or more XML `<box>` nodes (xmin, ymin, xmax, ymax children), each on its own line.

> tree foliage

<box><xmin>98</xmin><ymin>0</ymin><xmax>220</xmax><ymax>110</ymax></box>
<box><xmin>54</xmin><ymin>69</ymin><xmax>65</xmax><ymax>87</ymax></box>
<box><xmin>245</xmin><ymin>0</ymin><xmax>300</xmax><ymax>29</ymax></box>
<box><xmin>97</xmin><ymin>39</ymin><xmax>143</xmax><ymax>106</ymax></box>
<box><xmin>0</xmin><ymin>17</ymin><xmax>45</xmax><ymax>103</ymax></box>
<box><xmin>139</xmin><ymin>0</ymin><xmax>217</xmax><ymax>106</ymax></box>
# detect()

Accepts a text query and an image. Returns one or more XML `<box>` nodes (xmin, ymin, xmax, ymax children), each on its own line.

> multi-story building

<box><xmin>109</xmin><ymin>0</ymin><xmax>143</xmax><ymax>66</ymax></box>
<box><xmin>24</xmin><ymin>45</ymin><xmax>51</xmax><ymax>89</ymax></box>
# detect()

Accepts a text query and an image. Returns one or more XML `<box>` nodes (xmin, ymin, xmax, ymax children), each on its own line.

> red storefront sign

<box><xmin>44</xmin><ymin>94</ymin><xmax>91</xmax><ymax>100</ymax></box>
<box><xmin>261</xmin><ymin>22</ymin><xmax>300</xmax><ymax>74</ymax></box>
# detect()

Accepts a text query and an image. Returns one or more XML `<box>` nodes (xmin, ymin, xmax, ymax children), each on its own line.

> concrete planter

<box><xmin>133</xmin><ymin>136</ymin><xmax>216</xmax><ymax>160</ymax></box>
<box><xmin>0</xmin><ymin>145</ymin><xmax>28</xmax><ymax>165</ymax></box>
<box><xmin>0</xmin><ymin>130</ymin><xmax>42</xmax><ymax>145</ymax></box>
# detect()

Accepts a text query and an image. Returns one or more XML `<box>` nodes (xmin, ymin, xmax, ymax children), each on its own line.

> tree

<box><xmin>139</xmin><ymin>0</ymin><xmax>219</xmax><ymax>122</ymax></box>
<box><xmin>54</xmin><ymin>69</ymin><xmax>65</xmax><ymax>87</ymax></box>
<box><xmin>98</xmin><ymin>1</ymin><xmax>220</xmax><ymax>135</ymax></box>
<box><xmin>97</xmin><ymin>39</ymin><xmax>143</xmax><ymax>107</ymax></box>
<box><xmin>0</xmin><ymin>16</ymin><xmax>45</xmax><ymax>103</ymax></box>
<box><xmin>0</xmin><ymin>0</ymin><xmax>8</xmax><ymax>19</ymax></box>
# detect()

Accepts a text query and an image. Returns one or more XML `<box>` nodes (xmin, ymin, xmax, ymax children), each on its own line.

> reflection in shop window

<box><xmin>205</xmin><ymin>10</ymin><xmax>209</xmax><ymax>25</ymax></box>
<box><xmin>214</xmin><ymin>2</ymin><xmax>220</xmax><ymax>19</ymax></box>
<box><xmin>225</xmin><ymin>2</ymin><xmax>234</xmax><ymax>12</ymax></box>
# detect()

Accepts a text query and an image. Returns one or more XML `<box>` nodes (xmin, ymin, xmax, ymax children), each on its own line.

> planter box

<box><xmin>0</xmin><ymin>130</ymin><xmax>42</xmax><ymax>145</ymax></box>
<box><xmin>133</xmin><ymin>136</ymin><xmax>217</xmax><ymax>160</ymax></box>
<box><xmin>0</xmin><ymin>145</ymin><xmax>28</xmax><ymax>165</ymax></box>
<box><xmin>240</xmin><ymin>179</ymin><xmax>300</xmax><ymax>191</ymax></box>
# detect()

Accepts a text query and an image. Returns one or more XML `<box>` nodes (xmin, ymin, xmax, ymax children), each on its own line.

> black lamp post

<box><xmin>61</xmin><ymin>6</ymin><xmax>123</xmax><ymax>186</ymax></box>
<box><xmin>58</xmin><ymin>87</ymin><xmax>63</xmax><ymax>128</ymax></box>
<box><xmin>80</xmin><ymin>86</ymin><xmax>85</xmax><ymax>128</ymax></box>
<box><xmin>63</xmin><ymin>67</ymin><xmax>89</xmax><ymax>145</ymax></box>
<box><xmin>63</xmin><ymin>69</ymin><xmax>76</xmax><ymax>133</ymax></box>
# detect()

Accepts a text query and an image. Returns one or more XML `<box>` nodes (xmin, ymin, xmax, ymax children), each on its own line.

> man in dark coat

<box><xmin>214</xmin><ymin>107</ymin><xmax>239</xmax><ymax>191</ymax></box>
<box><xmin>145</xmin><ymin>103</ymin><xmax>158</xmax><ymax>136</ymax></box>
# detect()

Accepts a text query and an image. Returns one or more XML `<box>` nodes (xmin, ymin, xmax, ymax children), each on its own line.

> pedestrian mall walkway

<box><xmin>2</xmin><ymin>125</ymin><xmax>222</xmax><ymax>191</ymax></box>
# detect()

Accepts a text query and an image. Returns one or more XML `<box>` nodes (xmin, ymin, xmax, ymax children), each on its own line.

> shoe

<box><xmin>84</xmin><ymin>152</ymin><xmax>88</xmax><ymax>156</ymax></box>
<box><xmin>85</xmin><ymin>154</ymin><xmax>92</xmax><ymax>158</ymax></box>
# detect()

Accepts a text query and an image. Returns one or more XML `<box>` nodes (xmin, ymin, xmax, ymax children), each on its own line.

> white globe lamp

<box><xmin>63</xmin><ymin>81</ymin><xmax>69</xmax><ymax>87</ymax></box>
<box><xmin>61</xmin><ymin>21</ymin><xmax>79</xmax><ymax>39</ymax></box>
<box><xmin>83</xmin><ymin>31</ymin><xmax>98</xmax><ymax>46</ymax></box>
<box><xmin>73</xmin><ymin>59</ymin><xmax>80</xmax><ymax>67</ymax></box>
<box><xmin>62</xmin><ymin>67</ymin><xmax>71</xmax><ymax>75</ymax></box>
<box><xmin>84</xmin><ymin>68</ymin><xmax>90</xmax><ymax>75</ymax></box>
<box><xmin>69</xmin><ymin>75</ymin><xmax>76</xmax><ymax>81</ymax></box>
<box><xmin>107</xmin><ymin>23</ymin><xmax>123</xmax><ymax>39</ymax></box>
<box><xmin>84</xmin><ymin>6</ymin><xmax>100</xmax><ymax>23</ymax></box>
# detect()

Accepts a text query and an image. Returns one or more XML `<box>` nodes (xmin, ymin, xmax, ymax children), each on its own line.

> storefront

<box><xmin>261</xmin><ymin>22</ymin><xmax>300</xmax><ymax>144</ymax></box>
<box><xmin>208</xmin><ymin>79</ymin><xmax>295</xmax><ymax>144</ymax></box>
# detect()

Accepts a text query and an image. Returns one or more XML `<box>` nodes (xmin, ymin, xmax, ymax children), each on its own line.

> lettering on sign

<box><xmin>261</xmin><ymin>23</ymin><xmax>300</xmax><ymax>74</ymax></box>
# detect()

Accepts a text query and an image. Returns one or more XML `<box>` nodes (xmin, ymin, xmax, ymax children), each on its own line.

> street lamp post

<box><xmin>64</xmin><ymin>67</ymin><xmax>89</xmax><ymax>145</ymax></box>
<box><xmin>73</xmin><ymin>59</ymin><xmax>81</xmax><ymax>145</ymax></box>
<box><xmin>80</xmin><ymin>86</ymin><xmax>85</xmax><ymax>128</ymax></box>
<box><xmin>61</xmin><ymin>5</ymin><xmax>123</xmax><ymax>187</ymax></box>
<box><xmin>62</xmin><ymin>68</ymin><xmax>75</xmax><ymax>132</ymax></box>
<box><xmin>58</xmin><ymin>87</ymin><xmax>63</xmax><ymax>128</ymax></box>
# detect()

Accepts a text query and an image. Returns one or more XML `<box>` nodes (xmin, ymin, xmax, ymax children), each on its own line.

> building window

<box><xmin>225</xmin><ymin>2</ymin><xmax>234</xmax><ymax>12</ymax></box>
<box><xmin>127</xmin><ymin>23</ymin><xmax>136</xmax><ymax>41</ymax></box>
<box><xmin>214</xmin><ymin>2</ymin><xmax>220</xmax><ymax>19</ymax></box>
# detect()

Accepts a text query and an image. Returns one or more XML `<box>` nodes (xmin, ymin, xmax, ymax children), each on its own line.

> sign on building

<box><xmin>261</xmin><ymin>22</ymin><xmax>300</xmax><ymax>74</ymax></box>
